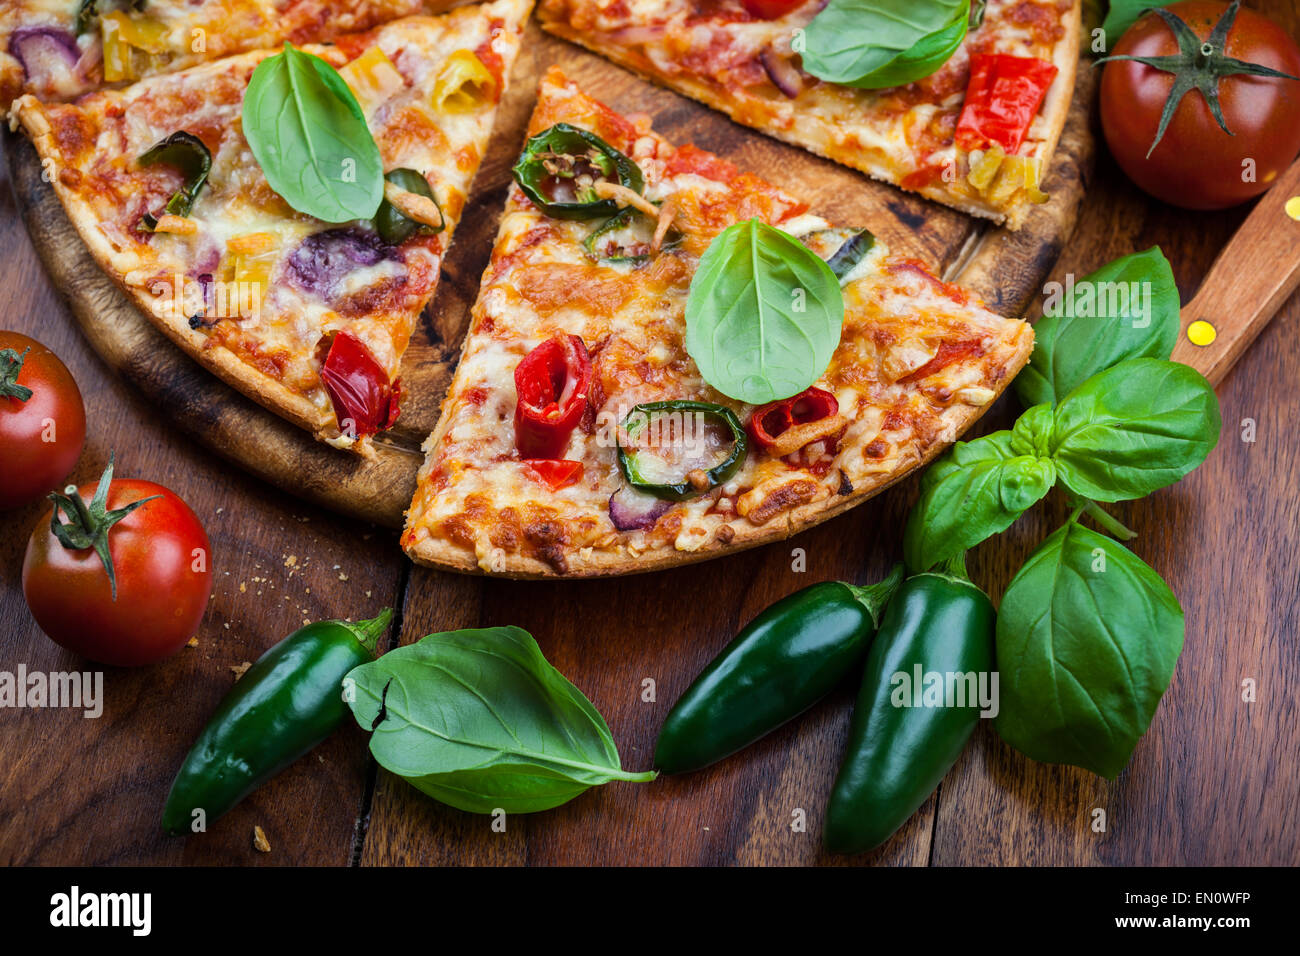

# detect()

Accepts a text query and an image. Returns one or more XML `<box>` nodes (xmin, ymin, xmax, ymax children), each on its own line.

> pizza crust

<box><xmin>10</xmin><ymin>3</ymin><xmax>533</xmax><ymax>455</ymax></box>
<box><xmin>13</xmin><ymin>92</ymin><xmax>336</xmax><ymax>440</ymax></box>
<box><xmin>404</xmin><ymin>327</ymin><xmax>1032</xmax><ymax>578</ymax></box>
<box><xmin>539</xmin><ymin>0</ymin><xmax>1083</xmax><ymax>230</ymax></box>
<box><xmin>402</xmin><ymin>67</ymin><xmax>1038</xmax><ymax>578</ymax></box>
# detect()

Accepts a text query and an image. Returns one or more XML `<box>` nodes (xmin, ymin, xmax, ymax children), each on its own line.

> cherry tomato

<box><xmin>0</xmin><ymin>331</ymin><xmax>86</xmax><ymax>509</ymax></box>
<box><xmin>22</xmin><ymin>461</ymin><xmax>213</xmax><ymax>667</ymax></box>
<box><xmin>741</xmin><ymin>0</ymin><xmax>807</xmax><ymax>19</ymax></box>
<box><xmin>1100</xmin><ymin>1</ymin><xmax>1300</xmax><ymax>209</ymax></box>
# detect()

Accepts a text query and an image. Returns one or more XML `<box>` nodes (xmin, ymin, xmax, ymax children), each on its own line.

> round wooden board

<box><xmin>6</xmin><ymin>23</ymin><xmax>1097</xmax><ymax>533</ymax></box>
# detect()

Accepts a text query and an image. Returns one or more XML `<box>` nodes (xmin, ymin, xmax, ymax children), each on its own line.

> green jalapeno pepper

<box><xmin>374</xmin><ymin>168</ymin><xmax>445</xmax><ymax>245</ymax></box>
<box><xmin>137</xmin><ymin>131</ymin><xmax>212</xmax><ymax>231</ymax></box>
<box><xmin>511</xmin><ymin>123</ymin><xmax>645</xmax><ymax>220</ymax></box>
<box><xmin>583</xmin><ymin>207</ymin><xmax>683</xmax><ymax>264</ymax></box>
<box><xmin>825</xmin><ymin>562</ymin><xmax>995</xmax><ymax>854</ymax></box>
<box><xmin>617</xmin><ymin>400</ymin><xmax>746</xmax><ymax>501</ymax></box>
<box><xmin>801</xmin><ymin>227</ymin><xmax>876</xmax><ymax>284</ymax></box>
<box><xmin>161</xmin><ymin>609</ymin><xmax>391</xmax><ymax>836</ymax></box>
<box><xmin>655</xmin><ymin>566</ymin><xmax>904</xmax><ymax>774</ymax></box>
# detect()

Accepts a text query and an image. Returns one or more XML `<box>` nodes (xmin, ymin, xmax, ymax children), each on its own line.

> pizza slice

<box><xmin>0</xmin><ymin>0</ymin><xmax>473</xmax><ymax>108</ymax></box>
<box><xmin>401</xmin><ymin>66</ymin><xmax>1035</xmax><ymax>577</ymax></box>
<box><xmin>538</xmin><ymin>0</ymin><xmax>1081</xmax><ymax>229</ymax></box>
<box><xmin>12</xmin><ymin>0</ymin><xmax>533</xmax><ymax>454</ymax></box>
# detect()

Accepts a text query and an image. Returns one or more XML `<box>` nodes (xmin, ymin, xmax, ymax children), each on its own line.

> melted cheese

<box><xmin>403</xmin><ymin>69</ymin><xmax>1033</xmax><ymax>573</ymax></box>
<box><xmin>17</xmin><ymin>1</ymin><xmax>531</xmax><ymax>442</ymax></box>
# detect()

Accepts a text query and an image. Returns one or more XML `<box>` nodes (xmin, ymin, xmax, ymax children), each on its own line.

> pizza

<box><xmin>11</xmin><ymin>0</ymin><xmax>533</xmax><ymax>455</ymax></box>
<box><xmin>0</xmin><ymin>0</ymin><xmax>473</xmax><ymax>108</ymax></box>
<box><xmin>401</xmin><ymin>66</ymin><xmax>1035</xmax><ymax>577</ymax></box>
<box><xmin>537</xmin><ymin>0</ymin><xmax>1081</xmax><ymax>229</ymax></box>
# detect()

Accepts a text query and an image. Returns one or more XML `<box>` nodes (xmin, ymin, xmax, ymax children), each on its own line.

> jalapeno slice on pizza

<box><xmin>512</xmin><ymin>123</ymin><xmax>645</xmax><ymax>220</ymax></box>
<box><xmin>374</xmin><ymin>168</ymin><xmax>445</xmax><ymax>246</ymax></box>
<box><xmin>137</xmin><ymin>131</ymin><xmax>211</xmax><ymax>232</ymax></box>
<box><xmin>583</xmin><ymin>207</ymin><xmax>684</xmax><ymax>264</ymax></box>
<box><xmin>618</xmin><ymin>401</ymin><xmax>747</xmax><ymax>501</ymax></box>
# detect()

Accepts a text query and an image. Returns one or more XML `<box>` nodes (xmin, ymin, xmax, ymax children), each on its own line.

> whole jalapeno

<box><xmin>824</xmin><ymin>567</ymin><xmax>995</xmax><ymax>854</ymax></box>
<box><xmin>654</xmin><ymin>566</ymin><xmax>903</xmax><ymax>774</ymax></box>
<box><xmin>162</xmin><ymin>609</ymin><xmax>391</xmax><ymax>836</ymax></box>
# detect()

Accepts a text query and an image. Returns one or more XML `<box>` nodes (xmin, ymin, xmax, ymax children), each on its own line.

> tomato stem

<box><xmin>0</xmin><ymin>348</ymin><xmax>33</xmax><ymax>402</ymax></box>
<box><xmin>47</xmin><ymin>454</ymin><xmax>160</xmax><ymax>601</ymax></box>
<box><xmin>1094</xmin><ymin>0</ymin><xmax>1300</xmax><ymax>157</ymax></box>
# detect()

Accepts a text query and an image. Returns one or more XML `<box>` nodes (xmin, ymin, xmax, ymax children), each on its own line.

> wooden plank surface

<box><xmin>2</xmin><ymin>2</ymin><xmax>1298</xmax><ymax>866</ymax></box>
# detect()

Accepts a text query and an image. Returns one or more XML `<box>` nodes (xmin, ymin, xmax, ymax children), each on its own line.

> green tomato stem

<box><xmin>0</xmin><ymin>348</ymin><xmax>33</xmax><ymax>402</ymax></box>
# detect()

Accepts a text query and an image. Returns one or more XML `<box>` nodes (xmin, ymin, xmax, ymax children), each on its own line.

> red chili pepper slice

<box><xmin>319</xmin><ymin>331</ymin><xmax>400</xmax><ymax>439</ymax></box>
<box><xmin>523</xmin><ymin>459</ymin><xmax>585</xmax><ymax>491</ymax></box>
<box><xmin>741</xmin><ymin>0</ymin><xmax>806</xmax><ymax>19</ymax></box>
<box><xmin>900</xmin><ymin>339</ymin><xmax>986</xmax><ymax>383</ymax></box>
<box><xmin>955</xmin><ymin>54</ymin><xmax>1059</xmax><ymax>155</ymax></box>
<box><xmin>513</xmin><ymin>334</ymin><xmax>593</xmax><ymax>460</ymax></box>
<box><xmin>748</xmin><ymin>386</ymin><xmax>840</xmax><ymax>453</ymax></box>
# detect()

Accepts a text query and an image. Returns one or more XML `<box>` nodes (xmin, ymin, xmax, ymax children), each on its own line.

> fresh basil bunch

<box><xmin>346</xmin><ymin>627</ymin><xmax>655</xmax><ymax>814</ymax></box>
<box><xmin>801</xmin><ymin>0</ymin><xmax>970</xmax><ymax>89</ymax></box>
<box><xmin>685</xmin><ymin>219</ymin><xmax>844</xmax><ymax>404</ymax></box>
<box><xmin>243</xmin><ymin>43</ymin><xmax>384</xmax><ymax>223</ymax></box>
<box><xmin>903</xmin><ymin>247</ymin><xmax>1222</xmax><ymax>778</ymax></box>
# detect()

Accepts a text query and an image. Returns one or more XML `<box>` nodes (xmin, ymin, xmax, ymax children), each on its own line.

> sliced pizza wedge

<box><xmin>402</xmin><ymin>66</ymin><xmax>1035</xmax><ymax>578</ymax></box>
<box><xmin>538</xmin><ymin>0</ymin><xmax>1081</xmax><ymax>229</ymax></box>
<box><xmin>13</xmin><ymin>0</ymin><xmax>533</xmax><ymax>454</ymax></box>
<box><xmin>0</xmin><ymin>0</ymin><xmax>471</xmax><ymax>108</ymax></box>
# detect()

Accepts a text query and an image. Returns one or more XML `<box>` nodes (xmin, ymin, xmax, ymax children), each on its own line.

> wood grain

<box><xmin>3</xmin><ymin>3</ymin><xmax>1298</xmax><ymax>868</ymax></box>
<box><xmin>6</xmin><ymin>20</ymin><xmax>1091</xmax><ymax>537</ymax></box>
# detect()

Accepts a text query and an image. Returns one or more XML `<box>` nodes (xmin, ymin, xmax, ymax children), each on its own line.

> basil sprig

<box><xmin>685</xmin><ymin>219</ymin><xmax>844</xmax><ymax>404</ymax></box>
<box><xmin>242</xmin><ymin>43</ymin><xmax>384</xmax><ymax>223</ymax></box>
<box><xmin>905</xmin><ymin>357</ymin><xmax>1219</xmax><ymax>570</ymax></box>
<box><xmin>801</xmin><ymin>0</ymin><xmax>969</xmax><ymax>89</ymax></box>
<box><xmin>903</xmin><ymin>245</ymin><xmax>1222</xmax><ymax>778</ymax></box>
<box><xmin>346</xmin><ymin>627</ymin><xmax>655</xmax><ymax>814</ymax></box>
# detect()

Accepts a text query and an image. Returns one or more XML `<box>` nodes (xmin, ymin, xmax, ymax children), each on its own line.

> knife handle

<box><xmin>1172</xmin><ymin>156</ymin><xmax>1300</xmax><ymax>386</ymax></box>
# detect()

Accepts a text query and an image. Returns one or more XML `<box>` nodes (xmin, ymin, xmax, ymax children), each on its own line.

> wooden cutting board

<box><xmin>6</xmin><ymin>21</ymin><xmax>1097</xmax><ymax>532</ymax></box>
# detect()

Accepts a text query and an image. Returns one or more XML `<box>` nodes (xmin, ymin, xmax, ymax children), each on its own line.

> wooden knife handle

<box><xmin>1172</xmin><ymin>157</ymin><xmax>1300</xmax><ymax>385</ymax></box>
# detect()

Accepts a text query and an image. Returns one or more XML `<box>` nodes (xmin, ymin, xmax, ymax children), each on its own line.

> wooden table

<box><xmin>2</xmin><ymin>3</ymin><xmax>1298</xmax><ymax>866</ymax></box>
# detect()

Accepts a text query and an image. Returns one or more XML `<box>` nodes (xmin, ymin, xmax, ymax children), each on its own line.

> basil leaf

<box><xmin>903</xmin><ymin>428</ymin><xmax>1055</xmax><ymax>572</ymax></box>
<box><xmin>995</xmin><ymin>522</ymin><xmax>1184</xmax><ymax>779</ymax></box>
<box><xmin>802</xmin><ymin>0</ymin><xmax>968</xmax><ymax>89</ymax></box>
<box><xmin>242</xmin><ymin>43</ymin><xmax>384</xmax><ymax>223</ymax></box>
<box><xmin>849</xmin><ymin>7</ymin><xmax>970</xmax><ymax>89</ymax></box>
<box><xmin>1051</xmin><ymin>358</ymin><xmax>1221</xmax><ymax>502</ymax></box>
<box><xmin>1016</xmin><ymin>247</ymin><xmax>1180</xmax><ymax>408</ymax></box>
<box><xmin>346</xmin><ymin>627</ymin><xmax>655</xmax><ymax>814</ymax></box>
<box><xmin>1099</xmin><ymin>1</ymin><xmax>1177</xmax><ymax>54</ymax></box>
<box><xmin>1008</xmin><ymin>401</ymin><xmax>1054</xmax><ymax>458</ymax></box>
<box><xmin>685</xmin><ymin>219</ymin><xmax>844</xmax><ymax>404</ymax></box>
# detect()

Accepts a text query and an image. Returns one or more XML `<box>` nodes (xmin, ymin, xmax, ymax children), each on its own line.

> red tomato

<box><xmin>1100</xmin><ymin>1</ymin><xmax>1300</xmax><ymax>209</ymax></box>
<box><xmin>22</xmin><ymin>465</ymin><xmax>213</xmax><ymax>667</ymax></box>
<box><xmin>741</xmin><ymin>0</ymin><xmax>806</xmax><ymax>19</ymax></box>
<box><xmin>0</xmin><ymin>332</ymin><xmax>86</xmax><ymax>509</ymax></box>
